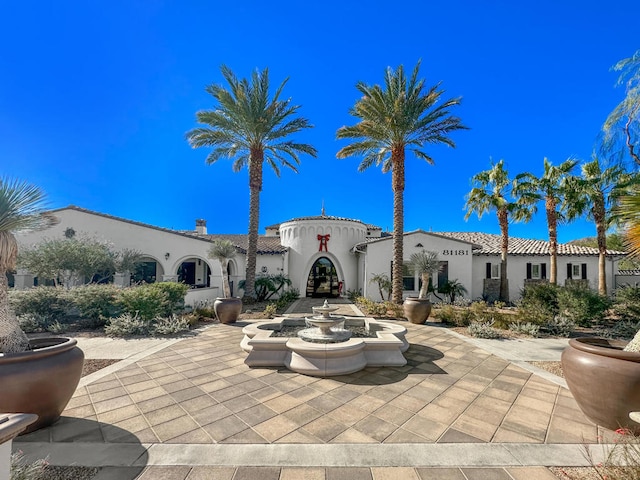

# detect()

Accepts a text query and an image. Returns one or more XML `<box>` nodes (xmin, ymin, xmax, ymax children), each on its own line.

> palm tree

<box><xmin>514</xmin><ymin>157</ymin><xmax>578</xmax><ymax>284</ymax></box>
<box><xmin>465</xmin><ymin>159</ymin><xmax>532</xmax><ymax>303</ymax></box>
<box><xmin>0</xmin><ymin>177</ymin><xmax>56</xmax><ymax>353</ymax></box>
<box><xmin>369</xmin><ymin>272</ymin><xmax>391</xmax><ymax>301</ymax></box>
<box><xmin>336</xmin><ymin>61</ymin><xmax>467</xmax><ymax>304</ymax></box>
<box><xmin>186</xmin><ymin>66</ymin><xmax>317</xmax><ymax>302</ymax></box>
<box><xmin>566</xmin><ymin>158</ymin><xmax>636</xmax><ymax>295</ymax></box>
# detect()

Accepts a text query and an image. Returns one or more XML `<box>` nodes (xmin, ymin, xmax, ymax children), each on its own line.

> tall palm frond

<box><xmin>465</xmin><ymin>160</ymin><xmax>531</xmax><ymax>303</ymax></box>
<box><xmin>513</xmin><ymin>157</ymin><xmax>578</xmax><ymax>284</ymax></box>
<box><xmin>337</xmin><ymin>60</ymin><xmax>467</xmax><ymax>303</ymax></box>
<box><xmin>186</xmin><ymin>66</ymin><xmax>317</xmax><ymax>301</ymax></box>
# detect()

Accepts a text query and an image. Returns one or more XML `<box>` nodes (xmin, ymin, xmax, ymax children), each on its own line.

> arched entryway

<box><xmin>177</xmin><ymin>257</ymin><xmax>211</xmax><ymax>288</ymax></box>
<box><xmin>306</xmin><ymin>256</ymin><xmax>339</xmax><ymax>298</ymax></box>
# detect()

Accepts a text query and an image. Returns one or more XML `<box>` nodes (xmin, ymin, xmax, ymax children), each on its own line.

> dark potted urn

<box><xmin>561</xmin><ymin>337</ymin><xmax>640</xmax><ymax>434</ymax></box>
<box><xmin>214</xmin><ymin>297</ymin><xmax>242</xmax><ymax>324</ymax></box>
<box><xmin>403</xmin><ymin>297</ymin><xmax>432</xmax><ymax>324</ymax></box>
<box><xmin>0</xmin><ymin>337</ymin><xmax>84</xmax><ymax>434</ymax></box>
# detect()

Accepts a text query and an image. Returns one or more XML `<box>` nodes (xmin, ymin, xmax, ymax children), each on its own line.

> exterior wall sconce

<box><xmin>165</xmin><ymin>253</ymin><xmax>170</xmax><ymax>260</ymax></box>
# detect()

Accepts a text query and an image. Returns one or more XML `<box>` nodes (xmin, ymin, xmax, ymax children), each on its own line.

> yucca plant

<box><xmin>408</xmin><ymin>250</ymin><xmax>440</xmax><ymax>299</ymax></box>
<box><xmin>208</xmin><ymin>239</ymin><xmax>237</xmax><ymax>298</ymax></box>
<box><xmin>0</xmin><ymin>177</ymin><xmax>56</xmax><ymax>353</ymax></box>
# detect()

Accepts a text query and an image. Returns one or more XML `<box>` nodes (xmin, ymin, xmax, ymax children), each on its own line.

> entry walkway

<box><xmin>15</xmin><ymin>298</ymin><xmax>610</xmax><ymax>479</ymax></box>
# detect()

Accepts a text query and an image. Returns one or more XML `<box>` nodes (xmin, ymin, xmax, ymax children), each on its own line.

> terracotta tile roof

<box><xmin>434</xmin><ymin>232</ymin><xmax>626</xmax><ymax>256</ymax></box>
<box><xmin>192</xmin><ymin>234</ymin><xmax>286</xmax><ymax>255</ymax></box>
<box><xmin>52</xmin><ymin>206</ymin><xmax>286</xmax><ymax>254</ymax></box>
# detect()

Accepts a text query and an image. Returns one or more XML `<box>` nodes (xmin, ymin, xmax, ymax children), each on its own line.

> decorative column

<box><xmin>12</xmin><ymin>270</ymin><xmax>33</xmax><ymax>290</ymax></box>
<box><xmin>113</xmin><ymin>272</ymin><xmax>130</xmax><ymax>287</ymax></box>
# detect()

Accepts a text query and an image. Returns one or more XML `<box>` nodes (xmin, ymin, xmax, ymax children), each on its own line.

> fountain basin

<box><xmin>241</xmin><ymin>317</ymin><xmax>409</xmax><ymax>377</ymax></box>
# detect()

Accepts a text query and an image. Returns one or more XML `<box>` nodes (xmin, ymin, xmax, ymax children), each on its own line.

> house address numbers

<box><xmin>442</xmin><ymin>250</ymin><xmax>469</xmax><ymax>256</ymax></box>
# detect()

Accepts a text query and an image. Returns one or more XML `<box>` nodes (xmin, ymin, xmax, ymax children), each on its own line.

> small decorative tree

<box><xmin>369</xmin><ymin>273</ymin><xmax>392</xmax><ymax>301</ymax></box>
<box><xmin>208</xmin><ymin>239</ymin><xmax>237</xmax><ymax>298</ymax></box>
<box><xmin>438</xmin><ymin>279</ymin><xmax>468</xmax><ymax>303</ymax></box>
<box><xmin>409</xmin><ymin>250</ymin><xmax>440</xmax><ymax>299</ymax></box>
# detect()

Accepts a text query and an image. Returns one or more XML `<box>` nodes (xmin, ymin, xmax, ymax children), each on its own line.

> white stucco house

<box><xmin>12</xmin><ymin>206</ymin><xmax>625</xmax><ymax>305</ymax></box>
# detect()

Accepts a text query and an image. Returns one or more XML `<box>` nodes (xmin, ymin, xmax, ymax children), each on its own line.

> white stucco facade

<box><xmin>12</xmin><ymin>206</ymin><xmax>624</xmax><ymax>305</ymax></box>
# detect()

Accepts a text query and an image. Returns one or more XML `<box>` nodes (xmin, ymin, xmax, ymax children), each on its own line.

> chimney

<box><xmin>195</xmin><ymin>219</ymin><xmax>207</xmax><ymax>235</ymax></box>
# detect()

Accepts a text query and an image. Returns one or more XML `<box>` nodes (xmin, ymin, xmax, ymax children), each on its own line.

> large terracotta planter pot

<box><xmin>403</xmin><ymin>297</ymin><xmax>432</xmax><ymax>324</ymax></box>
<box><xmin>214</xmin><ymin>297</ymin><xmax>242</xmax><ymax>324</ymax></box>
<box><xmin>0</xmin><ymin>337</ymin><xmax>84</xmax><ymax>434</ymax></box>
<box><xmin>561</xmin><ymin>337</ymin><xmax>640</xmax><ymax>433</ymax></box>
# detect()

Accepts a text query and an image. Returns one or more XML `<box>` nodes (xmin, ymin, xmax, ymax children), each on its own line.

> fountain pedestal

<box><xmin>299</xmin><ymin>299</ymin><xmax>351</xmax><ymax>343</ymax></box>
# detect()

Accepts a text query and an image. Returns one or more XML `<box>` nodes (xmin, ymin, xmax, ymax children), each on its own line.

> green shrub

<box><xmin>263</xmin><ymin>304</ymin><xmax>277</xmax><ymax>318</ymax></box>
<box><xmin>148</xmin><ymin>282</ymin><xmax>189</xmax><ymax>315</ymax></box>
<box><xmin>515</xmin><ymin>300</ymin><xmax>554</xmax><ymax>325</ymax></box>
<box><xmin>105</xmin><ymin>313</ymin><xmax>149</xmax><ymax>336</ymax></box>
<box><xmin>275</xmin><ymin>289</ymin><xmax>299</xmax><ymax>310</ymax></box>
<box><xmin>346</xmin><ymin>289</ymin><xmax>362</xmax><ymax>302</ymax></box>
<box><xmin>105</xmin><ymin>313</ymin><xmax>191</xmax><ymax>337</ymax></box>
<box><xmin>613</xmin><ymin>286</ymin><xmax>640</xmax><ymax>322</ymax></box>
<box><xmin>544</xmin><ymin>315</ymin><xmax>576</xmax><ymax>337</ymax></box>
<box><xmin>434</xmin><ymin>305</ymin><xmax>474</xmax><ymax>327</ymax></box>
<box><xmin>468</xmin><ymin>320</ymin><xmax>503</xmax><ymax>338</ymax></box>
<box><xmin>606</xmin><ymin>320</ymin><xmax>640</xmax><ymax>340</ymax></box>
<box><xmin>70</xmin><ymin>284</ymin><xmax>122</xmax><ymax>324</ymax></box>
<box><xmin>355</xmin><ymin>297</ymin><xmax>389</xmax><ymax>316</ymax></box>
<box><xmin>509</xmin><ymin>321</ymin><xmax>540</xmax><ymax>337</ymax></box>
<box><xmin>518</xmin><ymin>283</ymin><xmax>559</xmax><ymax>323</ymax></box>
<box><xmin>9</xmin><ymin>287</ymin><xmax>72</xmax><ymax>322</ymax></box>
<box><xmin>117</xmin><ymin>282</ymin><xmax>188</xmax><ymax>320</ymax></box>
<box><xmin>17</xmin><ymin>313</ymin><xmax>51</xmax><ymax>333</ymax></box>
<box><xmin>558</xmin><ymin>284</ymin><xmax>610</xmax><ymax>327</ymax></box>
<box><xmin>384</xmin><ymin>301</ymin><xmax>404</xmax><ymax>319</ymax></box>
<box><xmin>434</xmin><ymin>305</ymin><xmax>456</xmax><ymax>324</ymax></box>
<box><xmin>151</xmin><ymin>315</ymin><xmax>190</xmax><ymax>335</ymax></box>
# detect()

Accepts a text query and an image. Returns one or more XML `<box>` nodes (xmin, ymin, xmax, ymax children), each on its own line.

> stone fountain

<box><xmin>240</xmin><ymin>300</ymin><xmax>409</xmax><ymax>377</ymax></box>
<box><xmin>298</xmin><ymin>299</ymin><xmax>351</xmax><ymax>343</ymax></box>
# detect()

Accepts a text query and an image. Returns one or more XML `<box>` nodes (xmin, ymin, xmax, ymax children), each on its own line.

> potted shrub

<box><xmin>208</xmin><ymin>239</ymin><xmax>242</xmax><ymax>324</ymax></box>
<box><xmin>403</xmin><ymin>250</ymin><xmax>440</xmax><ymax>324</ymax></box>
<box><xmin>0</xmin><ymin>177</ymin><xmax>84</xmax><ymax>434</ymax></box>
<box><xmin>562</xmin><ymin>187</ymin><xmax>640</xmax><ymax>433</ymax></box>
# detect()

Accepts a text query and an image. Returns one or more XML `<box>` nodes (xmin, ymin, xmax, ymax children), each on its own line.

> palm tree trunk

<box><xmin>244</xmin><ymin>149</ymin><xmax>263</xmax><ymax>303</ymax></box>
<box><xmin>593</xmin><ymin>196</ymin><xmax>608</xmax><ymax>295</ymax></box>
<box><xmin>498</xmin><ymin>208</ymin><xmax>509</xmax><ymax>303</ymax></box>
<box><xmin>546</xmin><ymin>197</ymin><xmax>558</xmax><ymax>284</ymax></box>
<box><xmin>391</xmin><ymin>147</ymin><xmax>405</xmax><ymax>304</ymax></box>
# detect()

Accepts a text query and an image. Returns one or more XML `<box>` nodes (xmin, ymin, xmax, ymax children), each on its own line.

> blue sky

<box><xmin>2</xmin><ymin>1</ymin><xmax>638</xmax><ymax>243</ymax></box>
